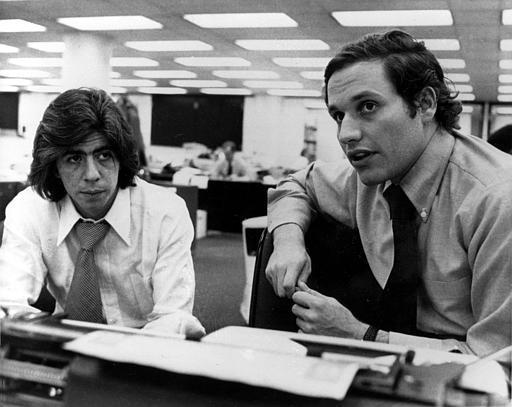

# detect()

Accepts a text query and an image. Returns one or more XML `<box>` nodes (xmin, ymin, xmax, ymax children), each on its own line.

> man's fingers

<box><xmin>297</xmin><ymin>281</ymin><xmax>322</xmax><ymax>297</ymax></box>
<box><xmin>292</xmin><ymin>290</ymin><xmax>314</xmax><ymax>307</ymax></box>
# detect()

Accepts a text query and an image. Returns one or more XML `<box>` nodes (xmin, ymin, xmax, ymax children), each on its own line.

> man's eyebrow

<box><xmin>62</xmin><ymin>145</ymin><xmax>112</xmax><ymax>155</ymax></box>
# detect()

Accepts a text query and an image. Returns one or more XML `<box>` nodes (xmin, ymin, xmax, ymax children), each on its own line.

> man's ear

<box><xmin>415</xmin><ymin>86</ymin><xmax>437</xmax><ymax>122</ymax></box>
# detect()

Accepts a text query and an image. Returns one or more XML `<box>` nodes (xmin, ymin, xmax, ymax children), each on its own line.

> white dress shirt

<box><xmin>0</xmin><ymin>178</ymin><xmax>204</xmax><ymax>336</ymax></box>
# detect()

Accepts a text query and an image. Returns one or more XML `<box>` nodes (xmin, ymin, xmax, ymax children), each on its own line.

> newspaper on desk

<box><xmin>64</xmin><ymin>330</ymin><xmax>359</xmax><ymax>400</ymax></box>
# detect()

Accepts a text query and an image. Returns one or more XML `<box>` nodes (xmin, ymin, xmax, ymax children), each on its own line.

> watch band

<box><xmin>363</xmin><ymin>325</ymin><xmax>379</xmax><ymax>341</ymax></box>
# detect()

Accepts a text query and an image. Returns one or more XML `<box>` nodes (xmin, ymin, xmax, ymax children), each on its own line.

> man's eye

<box><xmin>360</xmin><ymin>101</ymin><xmax>377</xmax><ymax>114</ymax></box>
<box><xmin>67</xmin><ymin>155</ymin><xmax>82</xmax><ymax>164</ymax></box>
<box><xmin>97</xmin><ymin>151</ymin><xmax>113</xmax><ymax>161</ymax></box>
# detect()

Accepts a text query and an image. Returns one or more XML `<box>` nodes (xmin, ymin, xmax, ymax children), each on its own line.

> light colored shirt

<box><xmin>268</xmin><ymin>130</ymin><xmax>512</xmax><ymax>356</ymax></box>
<box><xmin>0</xmin><ymin>178</ymin><xmax>204</xmax><ymax>336</ymax></box>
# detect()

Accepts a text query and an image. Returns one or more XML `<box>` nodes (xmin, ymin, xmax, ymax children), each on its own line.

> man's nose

<box><xmin>83</xmin><ymin>156</ymin><xmax>101</xmax><ymax>181</ymax></box>
<box><xmin>338</xmin><ymin>117</ymin><xmax>362</xmax><ymax>145</ymax></box>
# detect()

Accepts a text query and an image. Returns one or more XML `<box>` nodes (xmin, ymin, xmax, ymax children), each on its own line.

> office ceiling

<box><xmin>1</xmin><ymin>0</ymin><xmax>512</xmax><ymax>103</ymax></box>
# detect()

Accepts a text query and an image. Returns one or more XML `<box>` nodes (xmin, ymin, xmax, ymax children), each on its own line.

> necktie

<box><xmin>380</xmin><ymin>184</ymin><xmax>419</xmax><ymax>334</ymax></box>
<box><xmin>65</xmin><ymin>220</ymin><xmax>110</xmax><ymax>323</ymax></box>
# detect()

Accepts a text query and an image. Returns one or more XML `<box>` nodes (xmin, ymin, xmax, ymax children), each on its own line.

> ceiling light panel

<box><xmin>303</xmin><ymin>99</ymin><xmax>327</xmax><ymax>109</ymax></box>
<box><xmin>110</xmin><ymin>87</ymin><xmax>127</xmax><ymax>94</ymax></box>
<box><xmin>57</xmin><ymin>16</ymin><xmax>162</xmax><ymax>31</ymax></box>
<box><xmin>175</xmin><ymin>57</ymin><xmax>250</xmax><ymax>67</ymax></box>
<box><xmin>243</xmin><ymin>80</ymin><xmax>303</xmax><ymax>89</ymax></box>
<box><xmin>438</xmin><ymin>59</ymin><xmax>466</xmax><ymax>69</ymax></box>
<box><xmin>331</xmin><ymin>10</ymin><xmax>453</xmax><ymax>27</ymax></box>
<box><xmin>200</xmin><ymin>88</ymin><xmax>253</xmax><ymax>95</ymax></box>
<box><xmin>497</xmin><ymin>94</ymin><xmax>512</xmax><ymax>102</ymax></box>
<box><xmin>111</xmin><ymin>79</ymin><xmax>157</xmax><ymax>87</ymax></box>
<box><xmin>267</xmin><ymin>89</ymin><xmax>321</xmax><ymax>97</ymax></box>
<box><xmin>453</xmin><ymin>84</ymin><xmax>473</xmax><ymax>93</ymax></box>
<box><xmin>494</xmin><ymin>107</ymin><xmax>512</xmax><ymax>114</ymax></box>
<box><xmin>133</xmin><ymin>70</ymin><xmax>196</xmax><ymax>78</ymax></box>
<box><xmin>502</xmin><ymin>10</ymin><xmax>512</xmax><ymax>25</ymax></box>
<box><xmin>0</xmin><ymin>44</ymin><xmax>18</xmax><ymax>53</ymax></box>
<box><xmin>498</xmin><ymin>85</ymin><xmax>512</xmax><ymax>93</ymax></box>
<box><xmin>235</xmin><ymin>39</ymin><xmax>329</xmax><ymax>51</ymax></box>
<box><xmin>0</xmin><ymin>19</ymin><xmax>46</xmax><ymax>32</ymax></box>
<box><xmin>420</xmin><ymin>39</ymin><xmax>460</xmax><ymax>51</ymax></box>
<box><xmin>125</xmin><ymin>40</ymin><xmax>212</xmax><ymax>52</ymax></box>
<box><xmin>0</xmin><ymin>69</ymin><xmax>50</xmax><ymax>78</ymax></box>
<box><xmin>456</xmin><ymin>93</ymin><xmax>475</xmax><ymax>101</ymax></box>
<box><xmin>0</xmin><ymin>85</ymin><xmax>18</xmax><ymax>92</ymax></box>
<box><xmin>183</xmin><ymin>13</ymin><xmax>297</xmax><ymax>28</ymax></box>
<box><xmin>40</xmin><ymin>78</ymin><xmax>61</xmax><ymax>86</ymax></box>
<box><xmin>499</xmin><ymin>60</ymin><xmax>512</xmax><ymax>69</ymax></box>
<box><xmin>170</xmin><ymin>80</ymin><xmax>227</xmax><ymax>88</ymax></box>
<box><xmin>27</xmin><ymin>42</ymin><xmax>64</xmax><ymax>52</ymax></box>
<box><xmin>445</xmin><ymin>73</ymin><xmax>470</xmax><ymax>82</ymax></box>
<box><xmin>212</xmin><ymin>70</ymin><xmax>279</xmax><ymax>79</ymax></box>
<box><xmin>499</xmin><ymin>74</ymin><xmax>512</xmax><ymax>83</ymax></box>
<box><xmin>138</xmin><ymin>87</ymin><xmax>187</xmax><ymax>94</ymax></box>
<box><xmin>272</xmin><ymin>57</ymin><xmax>331</xmax><ymax>68</ymax></box>
<box><xmin>0</xmin><ymin>78</ymin><xmax>32</xmax><ymax>86</ymax></box>
<box><xmin>300</xmin><ymin>71</ymin><xmax>324</xmax><ymax>80</ymax></box>
<box><xmin>8</xmin><ymin>57</ymin><xmax>62</xmax><ymax>67</ymax></box>
<box><xmin>25</xmin><ymin>85</ymin><xmax>61</xmax><ymax>93</ymax></box>
<box><xmin>111</xmin><ymin>57</ymin><xmax>158</xmax><ymax>67</ymax></box>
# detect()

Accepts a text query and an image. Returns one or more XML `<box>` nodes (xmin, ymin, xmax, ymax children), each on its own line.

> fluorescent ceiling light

<box><xmin>420</xmin><ymin>39</ymin><xmax>460</xmax><ymax>51</ymax></box>
<box><xmin>170</xmin><ymin>80</ymin><xmax>227</xmax><ymax>88</ymax></box>
<box><xmin>499</xmin><ymin>60</ymin><xmax>512</xmax><ymax>69</ymax></box>
<box><xmin>27</xmin><ymin>42</ymin><xmax>64</xmax><ymax>52</ymax></box>
<box><xmin>109</xmin><ymin>87</ymin><xmax>127</xmax><ymax>94</ymax></box>
<box><xmin>502</xmin><ymin>10</ymin><xmax>512</xmax><ymax>25</ymax></box>
<box><xmin>110</xmin><ymin>71</ymin><xmax>121</xmax><ymax>78</ymax></box>
<box><xmin>125</xmin><ymin>40</ymin><xmax>212</xmax><ymax>52</ymax></box>
<box><xmin>0</xmin><ymin>43</ymin><xmax>19</xmax><ymax>53</ymax></box>
<box><xmin>212</xmin><ymin>70</ymin><xmax>279</xmax><ymax>79</ymax></box>
<box><xmin>25</xmin><ymin>85</ymin><xmax>61</xmax><ymax>93</ymax></box>
<box><xmin>0</xmin><ymin>69</ymin><xmax>50</xmax><ymax>78</ymax></box>
<box><xmin>500</xmin><ymin>40</ymin><xmax>512</xmax><ymax>51</ymax></box>
<box><xmin>134</xmin><ymin>70</ymin><xmax>196</xmax><ymax>79</ymax></box>
<box><xmin>438</xmin><ymin>59</ymin><xmax>465</xmax><ymax>69</ymax></box>
<box><xmin>138</xmin><ymin>87</ymin><xmax>187</xmax><ymax>95</ymax></box>
<box><xmin>456</xmin><ymin>93</ymin><xmax>475</xmax><ymax>101</ymax></box>
<box><xmin>300</xmin><ymin>71</ymin><xmax>324</xmax><ymax>80</ymax></box>
<box><xmin>41</xmin><ymin>78</ymin><xmax>61</xmax><ymax>86</ymax></box>
<box><xmin>303</xmin><ymin>99</ymin><xmax>327</xmax><ymax>109</ymax></box>
<box><xmin>499</xmin><ymin>74</ymin><xmax>512</xmax><ymax>83</ymax></box>
<box><xmin>498</xmin><ymin>85</ymin><xmax>512</xmax><ymax>93</ymax></box>
<box><xmin>461</xmin><ymin>105</ymin><xmax>474</xmax><ymax>114</ymax></box>
<box><xmin>0</xmin><ymin>85</ymin><xmax>18</xmax><ymax>92</ymax></box>
<box><xmin>243</xmin><ymin>80</ymin><xmax>303</xmax><ymax>89</ymax></box>
<box><xmin>331</xmin><ymin>10</ymin><xmax>453</xmax><ymax>27</ymax></box>
<box><xmin>111</xmin><ymin>57</ymin><xmax>158</xmax><ymax>67</ymax></box>
<box><xmin>497</xmin><ymin>94</ymin><xmax>512</xmax><ymax>102</ymax></box>
<box><xmin>445</xmin><ymin>73</ymin><xmax>470</xmax><ymax>82</ymax></box>
<box><xmin>0</xmin><ymin>78</ymin><xmax>32</xmax><ymax>86</ymax></box>
<box><xmin>272</xmin><ymin>57</ymin><xmax>330</xmax><ymax>68</ymax></box>
<box><xmin>267</xmin><ymin>89</ymin><xmax>322</xmax><ymax>97</ymax></box>
<box><xmin>57</xmin><ymin>16</ymin><xmax>162</xmax><ymax>31</ymax></box>
<box><xmin>111</xmin><ymin>79</ymin><xmax>157</xmax><ymax>87</ymax></box>
<box><xmin>494</xmin><ymin>106</ymin><xmax>512</xmax><ymax>114</ymax></box>
<box><xmin>175</xmin><ymin>57</ymin><xmax>250</xmax><ymax>67</ymax></box>
<box><xmin>183</xmin><ymin>13</ymin><xmax>297</xmax><ymax>28</ymax></box>
<box><xmin>453</xmin><ymin>84</ymin><xmax>473</xmax><ymax>93</ymax></box>
<box><xmin>0</xmin><ymin>19</ymin><xmax>46</xmax><ymax>32</ymax></box>
<box><xmin>235</xmin><ymin>39</ymin><xmax>329</xmax><ymax>51</ymax></box>
<box><xmin>200</xmin><ymin>88</ymin><xmax>253</xmax><ymax>95</ymax></box>
<box><xmin>8</xmin><ymin>57</ymin><xmax>62</xmax><ymax>67</ymax></box>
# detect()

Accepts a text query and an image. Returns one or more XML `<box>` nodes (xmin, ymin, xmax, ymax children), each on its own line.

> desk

<box><xmin>200</xmin><ymin>180</ymin><xmax>275</xmax><ymax>233</ymax></box>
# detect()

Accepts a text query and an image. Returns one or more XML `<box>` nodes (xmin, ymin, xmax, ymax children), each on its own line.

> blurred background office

<box><xmin>1</xmin><ymin>0</ymin><xmax>512</xmax><ymax>333</ymax></box>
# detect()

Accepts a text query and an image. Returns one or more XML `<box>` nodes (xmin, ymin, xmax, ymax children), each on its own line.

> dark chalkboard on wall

<box><xmin>0</xmin><ymin>92</ymin><xmax>19</xmax><ymax>130</ymax></box>
<box><xmin>151</xmin><ymin>95</ymin><xmax>244</xmax><ymax>149</ymax></box>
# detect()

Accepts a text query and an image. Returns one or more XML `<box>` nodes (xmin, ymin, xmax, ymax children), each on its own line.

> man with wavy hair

<box><xmin>266</xmin><ymin>30</ymin><xmax>511</xmax><ymax>356</ymax></box>
<box><xmin>0</xmin><ymin>88</ymin><xmax>205</xmax><ymax>338</ymax></box>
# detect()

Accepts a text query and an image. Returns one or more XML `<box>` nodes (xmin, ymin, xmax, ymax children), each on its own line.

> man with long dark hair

<box><xmin>266</xmin><ymin>31</ymin><xmax>511</xmax><ymax>356</ymax></box>
<box><xmin>0</xmin><ymin>88</ymin><xmax>204</xmax><ymax>338</ymax></box>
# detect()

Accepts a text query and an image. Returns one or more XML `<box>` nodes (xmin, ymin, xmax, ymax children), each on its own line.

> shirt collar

<box><xmin>57</xmin><ymin>187</ymin><xmax>131</xmax><ymax>246</ymax></box>
<box><xmin>395</xmin><ymin>129</ymin><xmax>455</xmax><ymax>223</ymax></box>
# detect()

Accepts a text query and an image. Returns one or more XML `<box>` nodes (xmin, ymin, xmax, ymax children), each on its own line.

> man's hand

<box><xmin>291</xmin><ymin>282</ymin><xmax>368</xmax><ymax>339</ymax></box>
<box><xmin>265</xmin><ymin>224</ymin><xmax>311</xmax><ymax>298</ymax></box>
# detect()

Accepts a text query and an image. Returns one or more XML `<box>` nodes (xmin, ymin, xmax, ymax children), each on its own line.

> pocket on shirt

<box><xmin>128</xmin><ymin>273</ymin><xmax>154</xmax><ymax>315</ymax></box>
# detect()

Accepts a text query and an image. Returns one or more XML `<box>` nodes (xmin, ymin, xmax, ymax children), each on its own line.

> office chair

<box><xmin>0</xmin><ymin>219</ymin><xmax>55</xmax><ymax>314</ymax></box>
<box><xmin>248</xmin><ymin>214</ymin><xmax>382</xmax><ymax>331</ymax></box>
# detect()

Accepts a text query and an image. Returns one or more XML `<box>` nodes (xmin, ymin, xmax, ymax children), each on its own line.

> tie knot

<box><xmin>76</xmin><ymin>220</ymin><xmax>110</xmax><ymax>250</ymax></box>
<box><xmin>383</xmin><ymin>185</ymin><xmax>416</xmax><ymax>221</ymax></box>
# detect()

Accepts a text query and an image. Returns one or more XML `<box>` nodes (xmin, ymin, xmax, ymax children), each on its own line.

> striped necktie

<box><xmin>65</xmin><ymin>220</ymin><xmax>110</xmax><ymax>323</ymax></box>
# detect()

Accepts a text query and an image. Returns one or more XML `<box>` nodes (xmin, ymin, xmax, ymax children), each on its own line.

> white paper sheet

<box><xmin>64</xmin><ymin>330</ymin><xmax>359</xmax><ymax>400</ymax></box>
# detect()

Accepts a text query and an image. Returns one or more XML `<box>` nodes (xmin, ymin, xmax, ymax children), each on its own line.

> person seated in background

<box><xmin>0</xmin><ymin>88</ymin><xmax>205</xmax><ymax>338</ymax></box>
<box><xmin>211</xmin><ymin>140</ymin><xmax>251</xmax><ymax>179</ymax></box>
<box><xmin>488</xmin><ymin>124</ymin><xmax>512</xmax><ymax>154</ymax></box>
<box><xmin>266</xmin><ymin>30</ymin><xmax>512</xmax><ymax>356</ymax></box>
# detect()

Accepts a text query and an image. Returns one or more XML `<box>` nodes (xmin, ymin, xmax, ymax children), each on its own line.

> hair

<box><xmin>488</xmin><ymin>124</ymin><xmax>512</xmax><ymax>153</ymax></box>
<box><xmin>29</xmin><ymin>87</ymin><xmax>139</xmax><ymax>201</ymax></box>
<box><xmin>324</xmin><ymin>30</ymin><xmax>462</xmax><ymax>131</ymax></box>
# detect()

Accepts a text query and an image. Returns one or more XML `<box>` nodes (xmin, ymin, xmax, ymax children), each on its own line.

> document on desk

<box><xmin>64</xmin><ymin>330</ymin><xmax>359</xmax><ymax>400</ymax></box>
